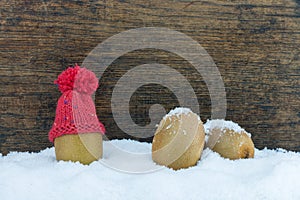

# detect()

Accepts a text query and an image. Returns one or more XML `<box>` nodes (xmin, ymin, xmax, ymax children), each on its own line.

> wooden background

<box><xmin>0</xmin><ymin>0</ymin><xmax>299</xmax><ymax>154</ymax></box>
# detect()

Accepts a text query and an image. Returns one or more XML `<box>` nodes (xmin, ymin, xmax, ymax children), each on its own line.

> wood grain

<box><xmin>0</xmin><ymin>0</ymin><xmax>299</xmax><ymax>154</ymax></box>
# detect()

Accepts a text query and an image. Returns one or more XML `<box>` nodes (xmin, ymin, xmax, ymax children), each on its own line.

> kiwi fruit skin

<box><xmin>152</xmin><ymin>111</ymin><xmax>205</xmax><ymax>170</ymax></box>
<box><xmin>54</xmin><ymin>133</ymin><xmax>102</xmax><ymax>165</ymax></box>
<box><xmin>207</xmin><ymin>128</ymin><xmax>254</xmax><ymax>160</ymax></box>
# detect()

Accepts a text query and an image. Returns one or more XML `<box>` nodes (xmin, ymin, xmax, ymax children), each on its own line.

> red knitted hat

<box><xmin>49</xmin><ymin>64</ymin><xmax>105</xmax><ymax>142</ymax></box>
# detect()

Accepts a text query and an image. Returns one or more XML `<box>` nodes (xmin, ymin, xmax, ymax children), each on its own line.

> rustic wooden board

<box><xmin>0</xmin><ymin>0</ymin><xmax>299</xmax><ymax>154</ymax></box>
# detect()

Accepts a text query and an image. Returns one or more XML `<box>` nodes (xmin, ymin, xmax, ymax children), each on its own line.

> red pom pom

<box><xmin>74</xmin><ymin>67</ymin><xmax>99</xmax><ymax>95</ymax></box>
<box><xmin>55</xmin><ymin>64</ymin><xmax>98</xmax><ymax>95</ymax></box>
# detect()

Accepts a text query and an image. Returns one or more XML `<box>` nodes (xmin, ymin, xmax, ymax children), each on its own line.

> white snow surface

<box><xmin>1</xmin><ymin>139</ymin><xmax>300</xmax><ymax>200</ymax></box>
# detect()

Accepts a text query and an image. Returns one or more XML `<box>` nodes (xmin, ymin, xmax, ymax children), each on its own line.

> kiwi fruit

<box><xmin>152</xmin><ymin>108</ymin><xmax>205</xmax><ymax>170</ymax></box>
<box><xmin>205</xmin><ymin>120</ymin><xmax>255</xmax><ymax>160</ymax></box>
<box><xmin>54</xmin><ymin>133</ymin><xmax>102</xmax><ymax>165</ymax></box>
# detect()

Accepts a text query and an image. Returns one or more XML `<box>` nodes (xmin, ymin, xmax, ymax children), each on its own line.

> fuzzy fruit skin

<box><xmin>207</xmin><ymin>128</ymin><xmax>254</xmax><ymax>160</ymax></box>
<box><xmin>54</xmin><ymin>133</ymin><xmax>102</xmax><ymax>165</ymax></box>
<box><xmin>152</xmin><ymin>111</ymin><xmax>205</xmax><ymax>170</ymax></box>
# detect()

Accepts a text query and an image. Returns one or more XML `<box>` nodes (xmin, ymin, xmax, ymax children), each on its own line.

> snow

<box><xmin>164</xmin><ymin>107</ymin><xmax>193</xmax><ymax>119</ymax></box>
<box><xmin>204</xmin><ymin>119</ymin><xmax>251</xmax><ymax>137</ymax></box>
<box><xmin>1</xmin><ymin>139</ymin><xmax>300</xmax><ymax>200</ymax></box>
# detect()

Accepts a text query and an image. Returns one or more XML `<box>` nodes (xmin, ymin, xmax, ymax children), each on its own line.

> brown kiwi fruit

<box><xmin>54</xmin><ymin>133</ymin><xmax>102</xmax><ymax>165</ymax></box>
<box><xmin>152</xmin><ymin>108</ymin><xmax>205</xmax><ymax>170</ymax></box>
<box><xmin>206</xmin><ymin>124</ymin><xmax>254</xmax><ymax>160</ymax></box>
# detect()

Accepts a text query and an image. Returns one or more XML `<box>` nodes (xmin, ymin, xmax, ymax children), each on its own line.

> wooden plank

<box><xmin>0</xmin><ymin>0</ymin><xmax>299</xmax><ymax>154</ymax></box>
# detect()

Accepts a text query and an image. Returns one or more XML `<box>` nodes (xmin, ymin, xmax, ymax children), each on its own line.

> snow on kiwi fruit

<box><xmin>152</xmin><ymin>108</ymin><xmax>205</xmax><ymax>170</ymax></box>
<box><xmin>204</xmin><ymin>119</ymin><xmax>255</xmax><ymax>160</ymax></box>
